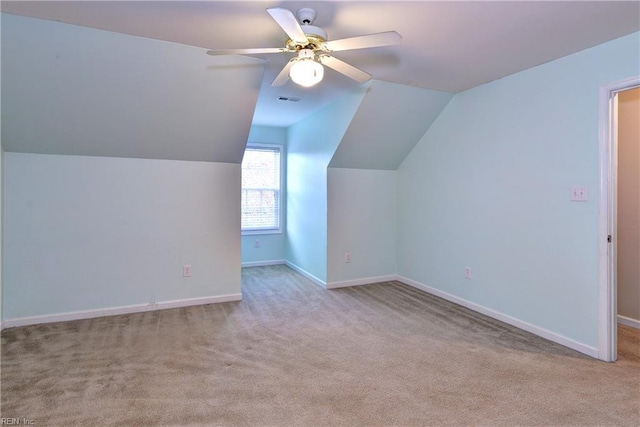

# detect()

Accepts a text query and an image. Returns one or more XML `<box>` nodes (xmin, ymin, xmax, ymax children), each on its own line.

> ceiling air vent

<box><xmin>277</xmin><ymin>96</ymin><xmax>301</xmax><ymax>102</ymax></box>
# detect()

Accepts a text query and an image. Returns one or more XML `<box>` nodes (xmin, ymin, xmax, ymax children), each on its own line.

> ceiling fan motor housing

<box><xmin>301</xmin><ymin>25</ymin><xmax>327</xmax><ymax>41</ymax></box>
<box><xmin>286</xmin><ymin>26</ymin><xmax>328</xmax><ymax>51</ymax></box>
<box><xmin>294</xmin><ymin>7</ymin><xmax>327</xmax><ymax>47</ymax></box>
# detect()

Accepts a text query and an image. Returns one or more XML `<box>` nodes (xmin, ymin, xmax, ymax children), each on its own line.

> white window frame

<box><xmin>241</xmin><ymin>142</ymin><xmax>284</xmax><ymax>235</ymax></box>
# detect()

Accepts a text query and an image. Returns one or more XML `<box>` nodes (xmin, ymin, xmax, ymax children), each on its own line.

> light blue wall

<box><xmin>248</xmin><ymin>125</ymin><xmax>287</xmax><ymax>147</ymax></box>
<box><xmin>397</xmin><ymin>32</ymin><xmax>640</xmax><ymax>348</ymax></box>
<box><xmin>241</xmin><ymin>125</ymin><xmax>287</xmax><ymax>265</ymax></box>
<box><xmin>4</xmin><ymin>153</ymin><xmax>241</xmax><ymax>320</ymax></box>
<box><xmin>1</xmin><ymin>13</ymin><xmax>260</xmax><ymax>324</ymax></box>
<box><xmin>330</xmin><ymin>80</ymin><xmax>453</xmax><ymax>170</ymax></box>
<box><xmin>327</xmin><ymin>168</ymin><xmax>397</xmax><ymax>284</ymax></box>
<box><xmin>1</xmin><ymin>13</ymin><xmax>263</xmax><ymax>163</ymax></box>
<box><xmin>0</xmin><ymin>147</ymin><xmax>3</xmax><ymax>324</ymax></box>
<box><xmin>285</xmin><ymin>85</ymin><xmax>369</xmax><ymax>282</ymax></box>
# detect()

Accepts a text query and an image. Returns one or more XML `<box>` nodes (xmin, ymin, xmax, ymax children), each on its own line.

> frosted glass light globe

<box><xmin>289</xmin><ymin>50</ymin><xmax>324</xmax><ymax>88</ymax></box>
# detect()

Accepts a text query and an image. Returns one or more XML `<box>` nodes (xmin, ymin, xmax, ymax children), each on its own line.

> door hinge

<box><xmin>607</xmin><ymin>235</ymin><xmax>612</xmax><ymax>243</ymax></box>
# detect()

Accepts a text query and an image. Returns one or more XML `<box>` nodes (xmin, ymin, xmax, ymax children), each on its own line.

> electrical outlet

<box><xmin>183</xmin><ymin>264</ymin><xmax>192</xmax><ymax>277</ymax></box>
<box><xmin>345</xmin><ymin>252</ymin><xmax>352</xmax><ymax>263</ymax></box>
<box><xmin>254</xmin><ymin>240</ymin><xmax>260</xmax><ymax>248</ymax></box>
<box><xmin>464</xmin><ymin>267</ymin><xmax>472</xmax><ymax>279</ymax></box>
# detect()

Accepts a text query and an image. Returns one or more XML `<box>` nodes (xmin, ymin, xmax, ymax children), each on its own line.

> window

<box><xmin>241</xmin><ymin>144</ymin><xmax>282</xmax><ymax>234</ymax></box>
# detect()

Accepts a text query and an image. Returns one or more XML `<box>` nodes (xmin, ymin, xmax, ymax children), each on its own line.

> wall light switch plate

<box><xmin>570</xmin><ymin>186</ymin><xmax>588</xmax><ymax>202</ymax></box>
<box><xmin>183</xmin><ymin>264</ymin><xmax>192</xmax><ymax>277</ymax></box>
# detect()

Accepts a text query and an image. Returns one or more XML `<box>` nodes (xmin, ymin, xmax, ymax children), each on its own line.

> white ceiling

<box><xmin>2</xmin><ymin>1</ymin><xmax>639</xmax><ymax>127</ymax></box>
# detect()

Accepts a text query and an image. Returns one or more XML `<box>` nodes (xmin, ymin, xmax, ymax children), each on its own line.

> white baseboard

<box><xmin>618</xmin><ymin>315</ymin><xmax>640</xmax><ymax>329</ymax></box>
<box><xmin>1</xmin><ymin>293</ymin><xmax>242</xmax><ymax>329</ymax></box>
<box><xmin>397</xmin><ymin>275</ymin><xmax>599</xmax><ymax>359</ymax></box>
<box><xmin>284</xmin><ymin>260</ymin><xmax>327</xmax><ymax>287</ymax></box>
<box><xmin>327</xmin><ymin>275</ymin><xmax>397</xmax><ymax>290</ymax></box>
<box><xmin>242</xmin><ymin>259</ymin><xmax>286</xmax><ymax>268</ymax></box>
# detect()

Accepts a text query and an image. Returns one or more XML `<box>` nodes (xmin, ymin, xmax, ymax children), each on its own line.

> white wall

<box><xmin>286</xmin><ymin>86</ymin><xmax>368</xmax><ymax>283</ymax></box>
<box><xmin>3</xmin><ymin>153</ymin><xmax>241</xmax><ymax>321</ymax></box>
<box><xmin>397</xmin><ymin>32</ymin><xmax>639</xmax><ymax>351</ymax></box>
<box><xmin>241</xmin><ymin>125</ymin><xmax>287</xmax><ymax>266</ymax></box>
<box><xmin>327</xmin><ymin>168</ymin><xmax>397</xmax><ymax>285</ymax></box>
<box><xmin>617</xmin><ymin>87</ymin><xmax>640</xmax><ymax>323</ymax></box>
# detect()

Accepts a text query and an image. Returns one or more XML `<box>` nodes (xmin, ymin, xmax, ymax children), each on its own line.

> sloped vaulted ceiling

<box><xmin>1</xmin><ymin>14</ymin><xmax>265</xmax><ymax>163</ymax></box>
<box><xmin>329</xmin><ymin>80</ymin><xmax>453</xmax><ymax>170</ymax></box>
<box><xmin>3</xmin><ymin>2</ymin><xmax>638</xmax><ymax>127</ymax></box>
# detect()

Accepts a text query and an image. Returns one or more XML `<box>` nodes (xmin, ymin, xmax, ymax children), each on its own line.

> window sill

<box><xmin>242</xmin><ymin>229</ymin><xmax>283</xmax><ymax>236</ymax></box>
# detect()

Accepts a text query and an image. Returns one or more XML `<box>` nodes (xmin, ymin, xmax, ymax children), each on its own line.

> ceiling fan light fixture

<box><xmin>290</xmin><ymin>60</ymin><xmax>323</xmax><ymax>87</ymax></box>
<box><xmin>289</xmin><ymin>49</ymin><xmax>324</xmax><ymax>87</ymax></box>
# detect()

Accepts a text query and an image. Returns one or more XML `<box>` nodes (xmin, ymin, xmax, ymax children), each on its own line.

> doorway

<box><xmin>617</xmin><ymin>87</ymin><xmax>640</xmax><ymax>333</ymax></box>
<box><xmin>598</xmin><ymin>77</ymin><xmax>640</xmax><ymax>362</ymax></box>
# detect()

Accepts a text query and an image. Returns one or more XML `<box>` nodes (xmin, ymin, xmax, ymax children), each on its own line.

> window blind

<box><xmin>241</xmin><ymin>145</ymin><xmax>281</xmax><ymax>232</ymax></box>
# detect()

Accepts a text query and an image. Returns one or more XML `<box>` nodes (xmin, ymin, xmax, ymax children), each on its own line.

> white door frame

<box><xmin>598</xmin><ymin>76</ymin><xmax>640</xmax><ymax>362</ymax></box>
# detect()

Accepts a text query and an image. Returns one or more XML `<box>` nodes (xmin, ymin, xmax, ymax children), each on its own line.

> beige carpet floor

<box><xmin>1</xmin><ymin>264</ymin><xmax>639</xmax><ymax>426</ymax></box>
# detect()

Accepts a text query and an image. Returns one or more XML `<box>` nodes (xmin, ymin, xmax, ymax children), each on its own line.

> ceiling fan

<box><xmin>206</xmin><ymin>7</ymin><xmax>402</xmax><ymax>88</ymax></box>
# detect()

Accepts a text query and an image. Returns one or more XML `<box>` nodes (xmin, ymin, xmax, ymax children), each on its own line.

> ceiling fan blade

<box><xmin>319</xmin><ymin>55</ymin><xmax>372</xmax><ymax>83</ymax></box>
<box><xmin>267</xmin><ymin>8</ymin><xmax>308</xmax><ymax>45</ymax></box>
<box><xmin>271</xmin><ymin>59</ymin><xmax>296</xmax><ymax>87</ymax></box>
<box><xmin>207</xmin><ymin>47</ymin><xmax>287</xmax><ymax>55</ymax></box>
<box><xmin>322</xmin><ymin>31</ymin><xmax>402</xmax><ymax>52</ymax></box>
